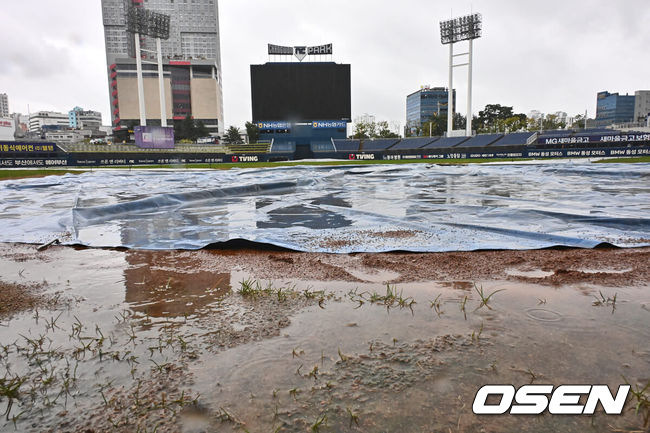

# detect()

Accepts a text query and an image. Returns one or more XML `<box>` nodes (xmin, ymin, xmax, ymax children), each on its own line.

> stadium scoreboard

<box><xmin>250</xmin><ymin>63</ymin><xmax>351</xmax><ymax>123</ymax></box>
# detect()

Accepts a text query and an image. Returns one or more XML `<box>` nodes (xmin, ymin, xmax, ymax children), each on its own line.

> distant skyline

<box><xmin>1</xmin><ymin>0</ymin><xmax>649</xmax><ymax>131</ymax></box>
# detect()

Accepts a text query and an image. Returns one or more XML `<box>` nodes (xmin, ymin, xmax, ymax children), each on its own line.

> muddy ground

<box><xmin>0</xmin><ymin>243</ymin><xmax>649</xmax><ymax>432</ymax></box>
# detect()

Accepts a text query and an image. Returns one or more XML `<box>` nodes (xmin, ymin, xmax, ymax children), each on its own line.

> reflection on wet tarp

<box><xmin>0</xmin><ymin>162</ymin><xmax>649</xmax><ymax>252</ymax></box>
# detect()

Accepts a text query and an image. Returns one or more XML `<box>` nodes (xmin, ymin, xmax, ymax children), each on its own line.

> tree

<box><xmin>352</xmin><ymin>120</ymin><xmax>377</xmax><ymax>139</ymax></box>
<box><xmin>542</xmin><ymin>114</ymin><xmax>566</xmax><ymax>131</ymax></box>
<box><xmin>223</xmin><ymin>126</ymin><xmax>243</xmax><ymax>144</ymax></box>
<box><xmin>180</xmin><ymin>115</ymin><xmax>196</xmax><ymax>140</ymax></box>
<box><xmin>453</xmin><ymin>113</ymin><xmax>467</xmax><ymax>131</ymax></box>
<box><xmin>419</xmin><ymin>113</ymin><xmax>466</xmax><ymax>136</ymax></box>
<box><xmin>245</xmin><ymin>121</ymin><xmax>260</xmax><ymax>143</ymax></box>
<box><xmin>376</xmin><ymin>120</ymin><xmax>399</xmax><ymax>138</ymax></box>
<box><xmin>194</xmin><ymin>120</ymin><xmax>209</xmax><ymax>140</ymax></box>
<box><xmin>421</xmin><ymin>114</ymin><xmax>446</xmax><ymax>136</ymax></box>
<box><xmin>571</xmin><ymin>114</ymin><xmax>586</xmax><ymax>129</ymax></box>
<box><xmin>476</xmin><ymin>104</ymin><xmax>516</xmax><ymax>132</ymax></box>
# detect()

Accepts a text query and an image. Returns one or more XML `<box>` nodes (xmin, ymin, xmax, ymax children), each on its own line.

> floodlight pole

<box><xmin>134</xmin><ymin>33</ymin><xmax>147</xmax><ymax>126</ymax></box>
<box><xmin>156</xmin><ymin>38</ymin><xmax>167</xmax><ymax>127</ymax></box>
<box><xmin>466</xmin><ymin>39</ymin><xmax>473</xmax><ymax>136</ymax></box>
<box><xmin>447</xmin><ymin>43</ymin><xmax>454</xmax><ymax>135</ymax></box>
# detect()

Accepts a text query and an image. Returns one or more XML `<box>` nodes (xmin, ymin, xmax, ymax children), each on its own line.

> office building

<box><xmin>406</xmin><ymin>86</ymin><xmax>455</xmax><ymax>132</ymax></box>
<box><xmin>0</xmin><ymin>94</ymin><xmax>8</xmax><ymax>118</ymax></box>
<box><xmin>595</xmin><ymin>91</ymin><xmax>635</xmax><ymax>127</ymax></box>
<box><xmin>29</xmin><ymin>111</ymin><xmax>69</xmax><ymax>133</ymax></box>
<box><xmin>101</xmin><ymin>0</ymin><xmax>223</xmax><ymax>134</ymax></box>
<box><xmin>634</xmin><ymin>90</ymin><xmax>650</xmax><ymax>123</ymax></box>
<box><xmin>69</xmin><ymin>107</ymin><xmax>103</xmax><ymax>131</ymax></box>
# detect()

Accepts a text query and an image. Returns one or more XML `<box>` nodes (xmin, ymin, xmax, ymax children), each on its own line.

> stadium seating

<box><xmin>270</xmin><ymin>142</ymin><xmax>296</xmax><ymax>152</ymax></box>
<box><xmin>455</xmin><ymin>134</ymin><xmax>503</xmax><ymax>148</ymax></box>
<box><xmin>310</xmin><ymin>141</ymin><xmax>335</xmax><ymax>152</ymax></box>
<box><xmin>490</xmin><ymin>132</ymin><xmax>536</xmax><ymax>146</ymax></box>
<box><xmin>538</xmin><ymin>129</ymin><xmax>572</xmax><ymax>136</ymax></box>
<box><xmin>361</xmin><ymin>138</ymin><xmax>400</xmax><ymax>151</ymax></box>
<box><xmin>538</xmin><ymin>132</ymin><xmax>574</xmax><ymax>141</ymax></box>
<box><xmin>332</xmin><ymin>139</ymin><xmax>360</xmax><ymax>152</ymax></box>
<box><xmin>421</xmin><ymin>136</ymin><xmax>470</xmax><ymax>149</ymax></box>
<box><xmin>389</xmin><ymin>137</ymin><xmax>440</xmax><ymax>150</ymax></box>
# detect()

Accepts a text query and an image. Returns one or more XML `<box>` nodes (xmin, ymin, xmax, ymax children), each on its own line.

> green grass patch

<box><xmin>0</xmin><ymin>169</ymin><xmax>84</xmax><ymax>181</ymax></box>
<box><xmin>593</xmin><ymin>156</ymin><xmax>650</xmax><ymax>164</ymax></box>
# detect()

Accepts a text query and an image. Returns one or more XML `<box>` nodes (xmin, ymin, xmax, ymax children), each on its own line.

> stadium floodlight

<box><xmin>439</xmin><ymin>13</ymin><xmax>482</xmax><ymax>45</ymax></box>
<box><xmin>439</xmin><ymin>13</ymin><xmax>482</xmax><ymax>137</ymax></box>
<box><xmin>126</xmin><ymin>7</ymin><xmax>171</xmax><ymax>40</ymax></box>
<box><xmin>125</xmin><ymin>7</ymin><xmax>172</xmax><ymax>128</ymax></box>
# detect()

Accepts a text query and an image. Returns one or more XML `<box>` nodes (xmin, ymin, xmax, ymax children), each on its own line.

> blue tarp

<box><xmin>1</xmin><ymin>162</ymin><xmax>649</xmax><ymax>252</ymax></box>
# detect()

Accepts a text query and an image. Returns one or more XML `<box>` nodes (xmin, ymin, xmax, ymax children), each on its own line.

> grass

<box><xmin>474</xmin><ymin>284</ymin><xmax>506</xmax><ymax>311</ymax></box>
<box><xmin>347</xmin><ymin>284</ymin><xmax>416</xmax><ymax>312</ymax></box>
<box><xmin>0</xmin><ymin>169</ymin><xmax>84</xmax><ymax>181</ymax></box>
<box><xmin>623</xmin><ymin>377</ymin><xmax>650</xmax><ymax>428</ymax></box>
<box><xmin>311</xmin><ymin>413</ymin><xmax>327</xmax><ymax>432</ymax></box>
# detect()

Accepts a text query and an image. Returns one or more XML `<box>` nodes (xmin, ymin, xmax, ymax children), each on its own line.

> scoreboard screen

<box><xmin>251</xmin><ymin>63</ymin><xmax>351</xmax><ymax>122</ymax></box>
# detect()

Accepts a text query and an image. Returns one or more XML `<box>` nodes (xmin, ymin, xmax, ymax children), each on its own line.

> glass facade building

<box><xmin>595</xmin><ymin>91</ymin><xmax>635</xmax><ymax>127</ymax></box>
<box><xmin>101</xmin><ymin>0</ymin><xmax>223</xmax><ymax>134</ymax></box>
<box><xmin>406</xmin><ymin>87</ymin><xmax>455</xmax><ymax>134</ymax></box>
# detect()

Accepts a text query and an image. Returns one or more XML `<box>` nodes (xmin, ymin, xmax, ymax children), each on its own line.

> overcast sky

<box><xmin>1</xmin><ymin>0</ymin><xmax>648</xmax><ymax>131</ymax></box>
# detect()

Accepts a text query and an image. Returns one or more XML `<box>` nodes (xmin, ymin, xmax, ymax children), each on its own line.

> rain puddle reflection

<box><xmin>0</xmin><ymin>244</ymin><xmax>648</xmax><ymax>432</ymax></box>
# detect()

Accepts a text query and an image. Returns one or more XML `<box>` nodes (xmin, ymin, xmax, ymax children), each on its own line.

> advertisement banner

<box><xmin>312</xmin><ymin>120</ymin><xmax>347</xmax><ymax>129</ymax></box>
<box><xmin>0</xmin><ymin>142</ymin><xmax>58</xmax><ymax>153</ymax></box>
<box><xmin>258</xmin><ymin>121</ymin><xmax>291</xmax><ymax>130</ymax></box>
<box><xmin>134</xmin><ymin>126</ymin><xmax>175</xmax><ymax>149</ymax></box>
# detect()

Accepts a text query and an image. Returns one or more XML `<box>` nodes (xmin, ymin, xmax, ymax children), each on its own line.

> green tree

<box><xmin>571</xmin><ymin>114</ymin><xmax>586</xmax><ymax>129</ymax></box>
<box><xmin>180</xmin><ymin>115</ymin><xmax>195</xmax><ymax>140</ymax></box>
<box><xmin>476</xmin><ymin>104</ymin><xmax>517</xmax><ymax>132</ymax></box>
<box><xmin>245</xmin><ymin>121</ymin><xmax>260</xmax><ymax>143</ymax></box>
<box><xmin>542</xmin><ymin>114</ymin><xmax>566</xmax><ymax>131</ymax></box>
<box><xmin>224</xmin><ymin>126</ymin><xmax>243</xmax><ymax>144</ymax></box>
<box><xmin>352</xmin><ymin>120</ymin><xmax>377</xmax><ymax>139</ymax></box>
<box><xmin>421</xmin><ymin>114</ymin><xmax>446</xmax><ymax>136</ymax></box>
<box><xmin>195</xmin><ymin>120</ymin><xmax>209</xmax><ymax>140</ymax></box>
<box><xmin>376</xmin><ymin>120</ymin><xmax>399</xmax><ymax>138</ymax></box>
<box><xmin>454</xmin><ymin>113</ymin><xmax>467</xmax><ymax>131</ymax></box>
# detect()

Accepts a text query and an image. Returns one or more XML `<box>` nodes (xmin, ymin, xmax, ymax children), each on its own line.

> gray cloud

<box><xmin>1</xmin><ymin>0</ymin><xmax>648</xmax><ymax>131</ymax></box>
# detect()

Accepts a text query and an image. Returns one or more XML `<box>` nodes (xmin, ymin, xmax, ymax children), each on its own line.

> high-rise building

<box><xmin>595</xmin><ymin>91</ymin><xmax>635</xmax><ymax>127</ymax></box>
<box><xmin>406</xmin><ymin>86</ymin><xmax>455</xmax><ymax>133</ymax></box>
<box><xmin>0</xmin><ymin>94</ymin><xmax>9</xmax><ymax>118</ymax></box>
<box><xmin>634</xmin><ymin>90</ymin><xmax>650</xmax><ymax>123</ymax></box>
<box><xmin>101</xmin><ymin>0</ymin><xmax>223</xmax><ymax>135</ymax></box>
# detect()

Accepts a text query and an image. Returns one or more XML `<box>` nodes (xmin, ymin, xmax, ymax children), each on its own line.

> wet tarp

<box><xmin>1</xmin><ymin>162</ymin><xmax>649</xmax><ymax>252</ymax></box>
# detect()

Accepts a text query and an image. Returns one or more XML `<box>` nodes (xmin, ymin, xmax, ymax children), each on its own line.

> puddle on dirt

<box><xmin>505</xmin><ymin>268</ymin><xmax>555</xmax><ymax>278</ymax></box>
<box><xmin>0</xmin><ymin>243</ymin><xmax>649</xmax><ymax>432</ymax></box>
<box><xmin>580</xmin><ymin>268</ymin><xmax>634</xmax><ymax>274</ymax></box>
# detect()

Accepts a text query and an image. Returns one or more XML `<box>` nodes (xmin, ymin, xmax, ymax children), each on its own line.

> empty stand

<box><xmin>389</xmin><ymin>137</ymin><xmax>440</xmax><ymax>150</ymax></box>
<box><xmin>490</xmin><ymin>132</ymin><xmax>536</xmax><ymax>146</ymax></box>
<box><xmin>421</xmin><ymin>136</ymin><xmax>470</xmax><ymax>149</ymax></box>
<box><xmin>332</xmin><ymin>139</ymin><xmax>360</xmax><ymax>152</ymax></box>
<box><xmin>361</xmin><ymin>138</ymin><xmax>400</xmax><ymax>151</ymax></box>
<box><xmin>456</xmin><ymin>134</ymin><xmax>503</xmax><ymax>148</ymax></box>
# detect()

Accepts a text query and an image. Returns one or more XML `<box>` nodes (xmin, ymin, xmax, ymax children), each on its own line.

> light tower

<box><xmin>125</xmin><ymin>7</ymin><xmax>171</xmax><ymax>127</ymax></box>
<box><xmin>440</xmin><ymin>13</ymin><xmax>482</xmax><ymax>137</ymax></box>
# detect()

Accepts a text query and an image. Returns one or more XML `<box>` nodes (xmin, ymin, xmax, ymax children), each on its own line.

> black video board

<box><xmin>251</xmin><ymin>63</ymin><xmax>351</xmax><ymax>122</ymax></box>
